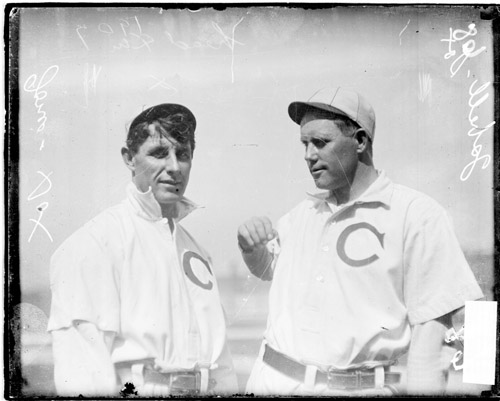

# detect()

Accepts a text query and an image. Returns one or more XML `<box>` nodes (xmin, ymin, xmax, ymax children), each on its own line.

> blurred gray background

<box><xmin>16</xmin><ymin>5</ymin><xmax>494</xmax><ymax>396</ymax></box>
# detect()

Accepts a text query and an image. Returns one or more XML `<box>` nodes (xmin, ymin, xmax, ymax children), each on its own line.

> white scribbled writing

<box><xmin>165</xmin><ymin>17</ymin><xmax>244</xmax><ymax>83</ymax></box>
<box><xmin>442</xmin><ymin>23</ymin><xmax>494</xmax><ymax>181</ymax></box>
<box><xmin>148</xmin><ymin>75</ymin><xmax>178</xmax><ymax>93</ymax></box>
<box><xmin>23</xmin><ymin>65</ymin><xmax>59</xmax><ymax>141</ymax></box>
<box><xmin>27</xmin><ymin>171</ymin><xmax>53</xmax><ymax>243</ymax></box>
<box><xmin>77</xmin><ymin>16</ymin><xmax>154</xmax><ymax>52</ymax></box>
<box><xmin>76</xmin><ymin>24</ymin><xmax>89</xmax><ymax>50</ymax></box>
<box><xmin>165</xmin><ymin>20</ymin><xmax>244</xmax><ymax>51</ymax></box>
<box><xmin>441</xmin><ymin>24</ymin><xmax>486</xmax><ymax>78</ymax></box>
<box><xmin>399</xmin><ymin>19</ymin><xmax>410</xmax><ymax>45</ymax></box>
<box><xmin>218</xmin><ymin>17</ymin><xmax>244</xmax><ymax>83</ymax></box>
<box><xmin>460</xmin><ymin>79</ymin><xmax>495</xmax><ymax>181</ymax></box>
<box><xmin>24</xmin><ymin>66</ymin><xmax>58</xmax><ymax>242</ymax></box>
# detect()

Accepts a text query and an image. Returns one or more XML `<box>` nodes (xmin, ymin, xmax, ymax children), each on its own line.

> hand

<box><xmin>237</xmin><ymin>216</ymin><xmax>277</xmax><ymax>253</ymax></box>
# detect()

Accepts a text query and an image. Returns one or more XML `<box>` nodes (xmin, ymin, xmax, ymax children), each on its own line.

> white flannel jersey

<box><xmin>247</xmin><ymin>171</ymin><xmax>483</xmax><ymax>394</ymax></box>
<box><xmin>48</xmin><ymin>182</ymin><xmax>236</xmax><ymax>396</ymax></box>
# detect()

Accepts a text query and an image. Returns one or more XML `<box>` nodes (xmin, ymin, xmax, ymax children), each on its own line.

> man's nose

<box><xmin>164</xmin><ymin>153</ymin><xmax>180</xmax><ymax>173</ymax></box>
<box><xmin>304</xmin><ymin>143</ymin><xmax>318</xmax><ymax>162</ymax></box>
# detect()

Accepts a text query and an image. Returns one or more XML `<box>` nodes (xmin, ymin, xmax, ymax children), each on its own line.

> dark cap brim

<box><xmin>288</xmin><ymin>101</ymin><xmax>349</xmax><ymax>125</ymax></box>
<box><xmin>129</xmin><ymin>103</ymin><xmax>196</xmax><ymax>132</ymax></box>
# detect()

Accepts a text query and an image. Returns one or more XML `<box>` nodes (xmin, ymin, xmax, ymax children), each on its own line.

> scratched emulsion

<box><xmin>12</xmin><ymin>303</ymin><xmax>50</xmax><ymax>367</ymax></box>
<box><xmin>16</xmin><ymin>6</ymin><xmax>495</xmax><ymax>396</ymax></box>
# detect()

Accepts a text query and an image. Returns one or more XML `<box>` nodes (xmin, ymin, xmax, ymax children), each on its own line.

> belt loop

<box><xmin>374</xmin><ymin>366</ymin><xmax>385</xmax><ymax>388</ymax></box>
<box><xmin>131</xmin><ymin>363</ymin><xmax>145</xmax><ymax>388</ymax></box>
<box><xmin>304</xmin><ymin>365</ymin><xmax>318</xmax><ymax>390</ymax></box>
<box><xmin>200</xmin><ymin>368</ymin><xmax>209</xmax><ymax>393</ymax></box>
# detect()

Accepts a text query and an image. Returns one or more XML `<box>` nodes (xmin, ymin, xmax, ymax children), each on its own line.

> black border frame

<box><xmin>4</xmin><ymin>3</ymin><xmax>499</xmax><ymax>399</ymax></box>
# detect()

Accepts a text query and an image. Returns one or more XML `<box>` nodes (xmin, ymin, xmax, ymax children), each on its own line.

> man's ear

<box><xmin>354</xmin><ymin>129</ymin><xmax>370</xmax><ymax>154</ymax></box>
<box><xmin>121</xmin><ymin>147</ymin><xmax>135</xmax><ymax>173</ymax></box>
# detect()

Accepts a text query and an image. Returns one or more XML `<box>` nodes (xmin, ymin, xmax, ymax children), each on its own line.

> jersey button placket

<box><xmin>320</xmin><ymin>215</ymin><xmax>336</xmax><ymax>255</ymax></box>
<box><xmin>317</xmin><ymin>215</ymin><xmax>337</xmax><ymax>285</ymax></box>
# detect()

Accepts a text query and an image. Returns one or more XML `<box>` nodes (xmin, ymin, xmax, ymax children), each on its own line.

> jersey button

<box><xmin>322</xmin><ymin>245</ymin><xmax>329</xmax><ymax>252</ymax></box>
<box><xmin>316</xmin><ymin>275</ymin><xmax>324</xmax><ymax>283</ymax></box>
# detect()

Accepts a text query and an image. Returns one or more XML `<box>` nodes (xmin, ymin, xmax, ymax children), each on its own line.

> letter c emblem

<box><xmin>183</xmin><ymin>251</ymin><xmax>213</xmax><ymax>290</ymax></box>
<box><xmin>336</xmin><ymin>222</ymin><xmax>385</xmax><ymax>267</ymax></box>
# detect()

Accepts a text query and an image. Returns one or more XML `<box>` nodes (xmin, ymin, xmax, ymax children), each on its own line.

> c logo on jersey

<box><xmin>336</xmin><ymin>222</ymin><xmax>385</xmax><ymax>267</ymax></box>
<box><xmin>182</xmin><ymin>251</ymin><xmax>213</xmax><ymax>290</ymax></box>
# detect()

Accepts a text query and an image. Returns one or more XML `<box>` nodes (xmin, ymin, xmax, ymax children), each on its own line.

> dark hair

<box><xmin>126</xmin><ymin>105</ymin><xmax>196</xmax><ymax>155</ymax></box>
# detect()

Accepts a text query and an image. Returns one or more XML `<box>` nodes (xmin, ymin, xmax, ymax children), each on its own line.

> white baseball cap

<box><xmin>288</xmin><ymin>87</ymin><xmax>376</xmax><ymax>141</ymax></box>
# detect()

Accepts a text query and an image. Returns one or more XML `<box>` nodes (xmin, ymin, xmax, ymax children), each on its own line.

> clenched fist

<box><xmin>237</xmin><ymin>216</ymin><xmax>277</xmax><ymax>253</ymax></box>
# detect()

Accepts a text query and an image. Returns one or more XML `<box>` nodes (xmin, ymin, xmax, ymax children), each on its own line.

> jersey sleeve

<box><xmin>47</xmin><ymin>224</ymin><xmax>121</xmax><ymax>333</ymax></box>
<box><xmin>51</xmin><ymin>321</ymin><xmax>118</xmax><ymax>396</ymax></box>
<box><xmin>403</xmin><ymin>199</ymin><xmax>484</xmax><ymax>325</ymax></box>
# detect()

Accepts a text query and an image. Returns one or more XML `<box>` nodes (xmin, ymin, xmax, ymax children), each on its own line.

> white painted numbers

<box><xmin>76</xmin><ymin>16</ymin><xmax>154</xmax><ymax>52</ymax></box>
<box><xmin>441</xmin><ymin>24</ymin><xmax>486</xmax><ymax>78</ymax></box>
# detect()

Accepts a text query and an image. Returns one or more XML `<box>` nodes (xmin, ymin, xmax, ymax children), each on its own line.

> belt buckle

<box><xmin>358</xmin><ymin>370</ymin><xmax>374</xmax><ymax>389</ymax></box>
<box><xmin>169</xmin><ymin>371</ymin><xmax>201</xmax><ymax>395</ymax></box>
<box><xmin>327</xmin><ymin>368</ymin><xmax>363</xmax><ymax>390</ymax></box>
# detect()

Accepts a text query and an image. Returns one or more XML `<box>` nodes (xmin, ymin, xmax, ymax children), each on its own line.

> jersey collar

<box><xmin>306</xmin><ymin>170</ymin><xmax>393</xmax><ymax>210</ymax></box>
<box><xmin>125</xmin><ymin>182</ymin><xmax>200</xmax><ymax>222</ymax></box>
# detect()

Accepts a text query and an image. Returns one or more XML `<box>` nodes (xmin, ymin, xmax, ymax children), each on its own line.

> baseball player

<box><xmin>48</xmin><ymin>104</ymin><xmax>237</xmax><ymax>396</ymax></box>
<box><xmin>237</xmin><ymin>87</ymin><xmax>484</xmax><ymax>396</ymax></box>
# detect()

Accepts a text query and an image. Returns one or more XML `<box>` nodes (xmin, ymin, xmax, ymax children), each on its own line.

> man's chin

<box><xmin>154</xmin><ymin>190</ymin><xmax>184</xmax><ymax>205</ymax></box>
<box><xmin>313</xmin><ymin>179</ymin><xmax>328</xmax><ymax>190</ymax></box>
<box><xmin>314</xmin><ymin>180</ymin><xmax>336</xmax><ymax>192</ymax></box>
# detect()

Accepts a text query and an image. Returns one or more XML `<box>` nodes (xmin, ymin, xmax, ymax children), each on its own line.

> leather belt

<box><xmin>115</xmin><ymin>360</ymin><xmax>217</xmax><ymax>395</ymax></box>
<box><xmin>263</xmin><ymin>344</ymin><xmax>400</xmax><ymax>390</ymax></box>
<box><xmin>142</xmin><ymin>366</ymin><xmax>215</xmax><ymax>395</ymax></box>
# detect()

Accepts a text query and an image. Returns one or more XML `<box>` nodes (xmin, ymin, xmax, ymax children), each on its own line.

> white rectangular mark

<box><xmin>463</xmin><ymin>301</ymin><xmax>497</xmax><ymax>385</ymax></box>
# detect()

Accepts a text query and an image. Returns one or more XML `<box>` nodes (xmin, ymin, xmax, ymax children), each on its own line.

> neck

<box><xmin>167</xmin><ymin>216</ymin><xmax>175</xmax><ymax>233</ymax></box>
<box><xmin>161</xmin><ymin>203</ymin><xmax>179</xmax><ymax>219</ymax></box>
<box><xmin>331</xmin><ymin>163</ymin><xmax>378</xmax><ymax>205</ymax></box>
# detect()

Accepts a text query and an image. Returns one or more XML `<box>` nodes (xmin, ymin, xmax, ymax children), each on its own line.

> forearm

<box><xmin>51</xmin><ymin>321</ymin><xmax>117</xmax><ymax>396</ymax></box>
<box><xmin>241</xmin><ymin>245</ymin><xmax>274</xmax><ymax>281</ymax></box>
<box><xmin>407</xmin><ymin>318</ymin><xmax>448</xmax><ymax>395</ymax></box>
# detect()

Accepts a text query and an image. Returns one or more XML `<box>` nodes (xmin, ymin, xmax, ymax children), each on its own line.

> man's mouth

<box><xmin>311</xmin><ymin>167</ymin><xmax>325</xmax><ymax>177</ymax></box>
<box><xmin>159</xmin><ymin>180</ymin><xmax>181</xmax><ymax>186</ymax></box>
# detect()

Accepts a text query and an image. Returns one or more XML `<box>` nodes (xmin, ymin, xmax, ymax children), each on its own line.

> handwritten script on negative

<box><xmin>23</xmin><ymin>65</ymin><xmax>58</xmax><ymax>243</ymax></box>
<box><xmin>441</xmin><ymin>23</ymin><xmax>494</xmax><ymax>181</ymax></box>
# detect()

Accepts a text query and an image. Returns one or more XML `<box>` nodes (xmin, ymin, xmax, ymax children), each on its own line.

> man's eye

<box><xmin>151</xmin><ymin>150</ymin><xmax>168</xmax><ymax>158</ymax></box>
<box><xmin>177</xmin><ymin>151</ymin><xmax>191</xmax><ymax>160</ymax></box>
<box><xmin>312</xmin><ymin>139</ymin><xmax>327</xmax><ymax>148</ymax></box>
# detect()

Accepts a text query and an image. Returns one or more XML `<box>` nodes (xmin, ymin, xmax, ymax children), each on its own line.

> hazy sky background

<box><xmin>18</xmin><ymin>6</ymin><xmax>494</xmax><ymax>297</ymax></box>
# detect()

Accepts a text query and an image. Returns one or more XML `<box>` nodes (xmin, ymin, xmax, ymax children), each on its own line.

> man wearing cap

<box><xmin>237</xmin><ymin>87</ymin><xmax>483</xmax><ymax>395</ymax></box>
<box><xmin>48</xmin><ymin>104</ymin><xmax>237</xmax><ymax>396</ymax></box>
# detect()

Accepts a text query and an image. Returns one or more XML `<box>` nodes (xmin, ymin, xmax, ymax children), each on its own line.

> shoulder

<box><xmin>274</xmin><ymin>197</ymin><xmax>316</xmax><ymax>236</ymax></box>
<box><xmin>85</xmin><ymin>202</ymin><xmax>130</xmax><ymax>232</ymax></box>
<box><xmin>52</xmin><ymin>202</ymin><xmax>130</xmax><ymax>261</ymax></box>
<box><xmin>284</xmin><ymin>197</ymin><xmax>316</xmax><ymax>219</ymax></box>
<box><xmin>276</xmin><ymin>198</ymin><xmax>310</xmax><ymax>224</ymax></box>
<box><xmin>391</xmin><ymin>183</ymin><xmax>446</xmax><ymax>222</ymax></box>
